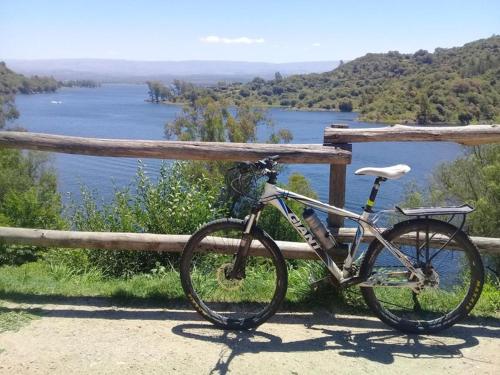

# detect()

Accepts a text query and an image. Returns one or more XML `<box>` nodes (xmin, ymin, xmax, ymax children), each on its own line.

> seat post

<box><xmin>364</xmin><ymin>177</ymin><xmax>386</xmax><ymax>213</ymax></box>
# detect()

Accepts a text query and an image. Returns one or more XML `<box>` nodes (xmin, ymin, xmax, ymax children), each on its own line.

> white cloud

<box><xmin>312</xmin><ymin>42</ymin><xmax>321</xmax><ymax>47</ymax></box>
<box><xmin>200</xmin><ymin>35</ymin><xmax>265</xmax><ymax>44</ymax></box>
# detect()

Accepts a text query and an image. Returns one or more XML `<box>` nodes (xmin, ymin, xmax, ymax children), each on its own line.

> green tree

<box><xmin>164</xmin><ymin>95</ymin><xmax>294</xmax><ymax>215</ymax></box>
<box><xmin>338</xmin><ymin>101</ymin><xmax>353</xmax><ymax>112</ymax></box>
<box><xmin>146</xmin><ymin>81</ymin><xmax>168</xmax><ymax>103</ymax></box>
<box><xmin>403</xmin><ymin>144</ymin><xmax>500</xmax><ymax>275</ymax></box>
<box><xmin>0</xmin><ymin>94</ymin><xmax>19</xmax><ymax>129</ymax></box>
<box><xmin>0</xmin><ymin>149</ymin><xmax>64</xmax><ymax>265</ymax></box>
<box><xmin>0</xmin><ymin>62</ymin><xmax>21</xmax><ymax>128</ymax></box>
<box><xmin>0</xmin><ymin>149</ymin><xmax>63</xmax><ymax>229</ymax></box>
<box><xmin>165</xmin><ymin>96</ymin><xmax>291</xmax><ymax>144</ymax></box>
<box><xmin>416</xmin><ymin>93</ymin><xmax>431</xmax><ymax>124</ymax></box>
<box><xmin>458</xmin><ymin>112</ymin><xmax>473</xmax><ymax>125</ymax></box>
<box><xmin>430</xmin><ymin>145</ymin><xmax>499</xmax><ymax>238</ymax></box>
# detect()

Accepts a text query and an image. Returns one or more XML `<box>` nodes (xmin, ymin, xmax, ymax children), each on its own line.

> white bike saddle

<box><xmin>354</xmin><ymin>164</ymin><xmax>411</xmax><ymax>180</ymax></box>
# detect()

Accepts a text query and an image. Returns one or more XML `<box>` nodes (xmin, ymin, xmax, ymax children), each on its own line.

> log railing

<box><xmin>324</xmin><ymin>124</ymin><xmax>500</xmax><ymax>145</ymax></box>
<box><xmin>0</xmin><ymin>131</ymin><xmax>351</xmax><ymax>164</ymax></box>
<box><xmin>1</xmin><ymin>226</ymin><xmax>498</xmax><ymax>257</ymax></box>
<box><xmin>0</xmin><ymin>124</ymin><xmax>499</xmax><ymax>258</ymax></box>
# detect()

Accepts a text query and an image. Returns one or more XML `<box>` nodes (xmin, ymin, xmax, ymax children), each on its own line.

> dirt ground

<box><xmin>0</xmin><ymin>299</ymin><xmax>498</xmax><ymax>375</ymax></box>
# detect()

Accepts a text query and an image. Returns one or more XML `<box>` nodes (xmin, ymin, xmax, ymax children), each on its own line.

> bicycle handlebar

<box><xmin>236</xmin><ymin>155</ymin><xmax>280</xmax><ymax>173</ymax></box>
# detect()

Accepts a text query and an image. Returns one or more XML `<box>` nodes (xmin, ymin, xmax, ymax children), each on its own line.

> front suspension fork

<box><xmin>229</xmin><ymin>210</ymin><xmax>261</xmax><ymax>279</ymax></box>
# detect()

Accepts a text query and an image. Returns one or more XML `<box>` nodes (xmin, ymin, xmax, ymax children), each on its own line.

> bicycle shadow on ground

<box><xmin>1</xmin><ymin>292</ymin><xmax>498</xmax><ymax>330</ymax></box>
<box><xmin>171</xmin><ymin>311</ymin><xmax>499</xmax><ymax>372</ymax></box>
<box><xmin>1</xmin><ymin>292</ymin><xmax>498</xmax><ymax>371</ymax></box>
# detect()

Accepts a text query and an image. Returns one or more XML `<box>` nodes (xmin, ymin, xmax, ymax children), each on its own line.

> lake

<box><xmin>14</xmin><ymin>84</ymin><xmax>463</xmax><ymax>214</ymax></box>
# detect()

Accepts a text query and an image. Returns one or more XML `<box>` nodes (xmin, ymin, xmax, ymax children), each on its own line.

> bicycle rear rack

<box><xmin>395</xmin><ymin>203</ymin><xmax>474</xmax><ymax>232</ymax></box>
<box><xmin>394</xmin><ymin>204</ymin><xmax>475</xmax><ymax>261</ymax></box>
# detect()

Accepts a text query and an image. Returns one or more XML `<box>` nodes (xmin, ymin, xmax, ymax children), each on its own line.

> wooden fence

<box><xmin>0</xmin><ymin>131</ymin><xmax>351</xmax><ymax>164</ymax></box>
<box><xmin>0</xmin><ymin>124</ymin><xmax>499</xmax><ymax>258</ymax></box>
<box><xmin>1</xmin><ymin>226</ymin><xmax>498</xmax><ymax>257</ymax></box>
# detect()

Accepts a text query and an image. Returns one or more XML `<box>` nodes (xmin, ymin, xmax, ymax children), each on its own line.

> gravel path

<box><xmin>0</xmin><ymin>300</ymin><xmax>498</xmax><ymax>374</ymax></box>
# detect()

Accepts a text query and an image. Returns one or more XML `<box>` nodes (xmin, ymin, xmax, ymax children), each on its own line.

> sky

<box><xmin>1</xmin><ymin>0</ymin><xmax>499</xmax><ymax>62</ymax></box>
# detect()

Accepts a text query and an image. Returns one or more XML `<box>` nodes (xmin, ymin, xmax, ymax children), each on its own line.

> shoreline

<box><xmin>24</xmin><ymin>86</ymin><xmax>474</xmax><ymax>127</ymax></box>
<box><xmin>148</xmin><ymin>99</ymin><xmax>473</xmax><ymax>126</ymax></box>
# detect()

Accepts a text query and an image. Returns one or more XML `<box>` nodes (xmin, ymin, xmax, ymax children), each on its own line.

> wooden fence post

<box><xmin>325</xmin><ymin>124</ymin><xmax>351</xmax><ymax>230</ymax></box>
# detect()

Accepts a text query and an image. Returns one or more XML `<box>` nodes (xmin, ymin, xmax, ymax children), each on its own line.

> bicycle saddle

<box><xmin>354</xmin><ymin>164</ymin><xmax>411</xmax><ymax>179</ymax></box>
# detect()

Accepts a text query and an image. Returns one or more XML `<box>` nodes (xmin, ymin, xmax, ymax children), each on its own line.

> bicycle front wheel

<box><xmin>180</xmin><ymin>218</ymin><xmax>287</xmax><ymax>330</ymax></box>
<box><xmin>361</xmin><ymin>219</ymin><xmax>484</xmax><ymax>334</ymax></box>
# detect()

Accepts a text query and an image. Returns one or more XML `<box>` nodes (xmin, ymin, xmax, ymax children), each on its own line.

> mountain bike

<box><xmin>180</xmin><ymin>156</ymin><xmax>484</xmax><ymax>334</ymax></box>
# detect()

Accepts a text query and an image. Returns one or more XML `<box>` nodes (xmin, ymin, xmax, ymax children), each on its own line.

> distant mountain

<box><xmin>210</xmin><ymin>36</ymin><xmax>500</xmax><ymax>124</ymax></box>
<box><xmin>4</xmin><ymin>59</ymin><xmax>340</xmax><ymax>84</ymax></box>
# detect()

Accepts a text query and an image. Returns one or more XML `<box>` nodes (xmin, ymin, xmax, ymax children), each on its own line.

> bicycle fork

<box><xmin>229</xmin><ymin>211</ymin><xmax>260</xmax><ymax>279</ymax></box>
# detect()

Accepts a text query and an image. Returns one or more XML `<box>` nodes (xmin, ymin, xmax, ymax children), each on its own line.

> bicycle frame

<box><xmin>247</xmin><ymin>182</ymin><xmax>424</xmax><ymax>287</ymax></box>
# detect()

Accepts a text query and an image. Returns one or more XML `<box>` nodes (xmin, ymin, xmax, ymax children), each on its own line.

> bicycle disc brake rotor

<box><xmin>409</xmin><ymin>265</ymin><xmax>440</xmax><ymax>293</ymax></box>
<box><xmin>423</xmin><ymin>266</ymin><xmax>440</xmax><ymax>288</ymax></box>
<box><xmin>216</xmin><ymin>263</ymin><xmax>244</xmax><ymax>291</ymax></box>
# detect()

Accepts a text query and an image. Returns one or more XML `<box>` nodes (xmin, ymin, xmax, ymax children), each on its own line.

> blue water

<box><xmin>14</xmin><ymin>84</ymin><xmax>463</xmax><ymax>213</ymax></box>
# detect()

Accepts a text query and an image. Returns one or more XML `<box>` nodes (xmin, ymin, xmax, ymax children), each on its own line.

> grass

<box><xmin>0</xmin><ymin>260</ymin><xmax>498</xmax><ymax>327</ymax></box>
<box><xmin>0</xmin><ymin>260</ymin><xmax>369</xmax><ymax>319</ymax></box>
<box><xmin>0</xmin><ymin>261</ymin><xmax>185</xmax><ymax>303</ymax></box>
<box><xmin>0</xmin><ymin>309</ymin><xmax>37</xmax><ymax>333</ymax></box>
<box><xmin>0</xmin><ymin>260</ymin><xmax>334</xmax><ymax>306</ymax></box>
<box><xmin>0</xmin><ymin>302</ymin><xmax>38</xmax><ymax>334</ymax></box>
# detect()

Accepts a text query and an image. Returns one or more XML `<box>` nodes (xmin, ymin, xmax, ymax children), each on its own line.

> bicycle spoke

<box><xmin>181</xmin><ymin>219</ymin><xmax>287</xmax><ymax>329</ymax></box>
<box><xmin>362</xmin><ymin>219</ymin><xmax>483</xmax><ymax>333</ymax></box>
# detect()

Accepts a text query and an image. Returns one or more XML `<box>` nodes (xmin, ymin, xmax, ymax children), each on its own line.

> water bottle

<box><xmin>302</xmin><ymin>208</ymin><xmax>339</xmax><ymax>254</ymax></box>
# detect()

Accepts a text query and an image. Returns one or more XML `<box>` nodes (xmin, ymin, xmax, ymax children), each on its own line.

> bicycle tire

<box><xmin>180</xmin><ymin>218</ymin><xmax>288</xmax><ymax>330</ymax></box>
<box><xmin>360</xmin><ymin>218</ymin><xmax>484</xmax><ymax>334</ymax></box>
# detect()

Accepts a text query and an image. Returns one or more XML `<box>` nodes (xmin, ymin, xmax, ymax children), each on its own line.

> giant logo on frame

<box><xmin>287</xmin><ymin>212</ymin><xmax>322</xmax><ymax>251</ymax></box>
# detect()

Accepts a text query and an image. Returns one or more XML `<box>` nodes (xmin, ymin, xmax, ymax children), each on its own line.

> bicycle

<box><xmin>180</xmin><ymin>156</ymin><xmax>484</xmax><ymax>334</ymax></box>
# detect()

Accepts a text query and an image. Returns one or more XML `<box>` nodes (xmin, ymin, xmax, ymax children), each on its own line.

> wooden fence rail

<box><xmin>1</xmin><ymin>227</ymin><xmax>498</xmax><ymax>258</ymax></box>
<box><xmin>0</xmin><ymin>131</ymin><xmax>351</xmax><ymax>164</ymax></box>
<box><xmin>324</xmin><ymin>124</ymin><xmax>500</xmax><ymax>145</ymax></box>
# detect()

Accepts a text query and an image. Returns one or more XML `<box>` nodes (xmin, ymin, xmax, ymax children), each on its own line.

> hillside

<box><xmin>0</xmin><ymin>62</ymin><xmax>59</xmax><ymax>95</ymax></box>
<box><xmin>0</xmin><ymin>62</ymin><xmax>59</xmax><ymax>127</ymax></box>
<box><xmin>211</xmin><ymin>36</ymin><xmax>500</xmax><ymax>124</ymax></box>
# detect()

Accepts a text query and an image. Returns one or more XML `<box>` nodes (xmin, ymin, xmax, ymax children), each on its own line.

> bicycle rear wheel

<box><xmin>180</xmin><ymin>218</ymin><xmax>287</xmax><ymax>330</ymax></box>
<box><xmin>361</xmin><ymin>219</ymin><xmax>484</xmax><ymax>334</ymax></box>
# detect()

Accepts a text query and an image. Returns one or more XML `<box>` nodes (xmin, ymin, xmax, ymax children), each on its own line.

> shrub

<box><xmin>258</xmin><ymin>173</ymin><xmax>318</xmax><ymax>242</ymax></box>
<box><xmin>338</xmin><ymin>101</ymin><xmax>353</xmax><ymax>112</ymax></box>
<box><xmin>69</xmin><ymin>162</ymin><xmax>227</xmax><ymax>276</ymax></box>
<box><xmin>458</xmin><ymin>112</ymin><xmax>473</xmax><ymax>124</ymax></box>
<box><xmin>402</xmin><ymin>145</ymin><xmax>500</xmax><ymax>277</ymax></box>
<box><xmin>64</xmin><ymin>161</ymin><xmax>319</xmax><ymax>277</ymax></box>
<box><xmin>272</xmin><ymin>86</ymin><xmax>284</xmax><ymax>95</ymax></box>
<box><xmin>0</xmin><ymin>149</ymin><xmax>64</xmax><ymax>265</ymax></box>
